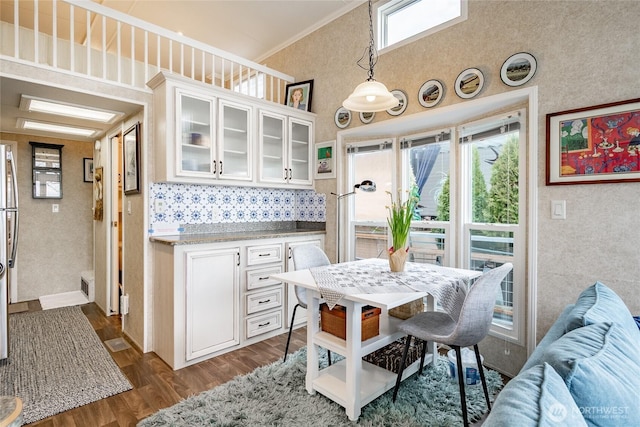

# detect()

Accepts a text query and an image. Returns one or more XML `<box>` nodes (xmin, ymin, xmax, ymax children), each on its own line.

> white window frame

<box><xmin>345</xmin><ymin>110</ymin><xmax>528</xmax><ymax>345</ymax></box>
<box><xmin>376</xmin><ymin>0</ymin><xmax>468</xmax><ymax>54</ymax></box>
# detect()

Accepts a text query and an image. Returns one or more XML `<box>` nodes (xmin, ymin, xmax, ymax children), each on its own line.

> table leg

<box><xmin>344</xmin><ymin>299</ymin><xmax>363</xmax><ymax>421</ymax></box>
<box><xmin>306</xmin><ymin>290</ymin><xmax>320</xmax><ymax>395</ymax></box>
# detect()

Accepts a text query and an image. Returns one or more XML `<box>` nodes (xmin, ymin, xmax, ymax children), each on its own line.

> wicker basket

<box><xmin>320</xmin><ymin>304</ymin><xmax>381</xmax><ymax>341</ymax></box>
<box><xmin>388</xmin><ymin>298</ymin><xmax>424</xmax><ymax>320</ymax></box>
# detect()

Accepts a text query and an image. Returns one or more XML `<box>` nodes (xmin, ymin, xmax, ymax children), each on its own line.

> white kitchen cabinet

<box><xmin>149</xmin><ymin>71</ymin><xmax>314</xmax><ymax>188</ymax></box>
<box><xmin>177</xmin><ymin>90</ymin><xmax>216</xmax><ymax>177</ymax></box>
<box><xmin>285</xmin><ymin>238</ymin><xmax>324</xmax><ymax>328</ymax></box>
<box><xmin>151</xmin><ymin>232</ymin><xmax>324</xmax><ymax>370</ymax></box>
<box><xmin>218</xmin><ymin>99</ymin><xmax>252</xmax><ymax>181</ymax></box>
<box><xmin>259</xmin><ymin>110</ymin><xmax>313</xmax><ymax>186</ymax></box>
<box><xmin>185</xmin><ymin>247</ymin><xmax>240</xmax><ymax>361</ymax></box>
<box><xmin>152</xmin><ymin>242</ymin><xmax>240</xmax><ymax>370</ymax></box>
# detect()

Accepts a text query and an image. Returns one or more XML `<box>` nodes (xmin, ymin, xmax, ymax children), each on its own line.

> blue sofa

<box><xmin>484</xmin><ymin>282</ymin><xmax>640</xmax><ymax>426</ymax></box>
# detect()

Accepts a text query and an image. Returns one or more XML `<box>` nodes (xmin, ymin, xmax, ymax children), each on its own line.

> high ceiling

<box><xmin>0</xmin><ymin>0</ymin><xmax>364</xmax><ymax>141</ymax></box>
<box><xmin>94</xmin><ymin>0</ymin><xmax>363</xmax><ymax>63</ymax></box>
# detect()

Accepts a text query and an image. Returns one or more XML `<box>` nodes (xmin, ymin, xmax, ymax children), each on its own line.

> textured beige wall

<box><xmin>264</xmin><ymin>0</ymin><xmax>640</xmax><ymax>375</ymax></box>
<box><xmin>1</xmin><ymin>132</ymin><xmax>93</xmax><ymax>301</ymax></box>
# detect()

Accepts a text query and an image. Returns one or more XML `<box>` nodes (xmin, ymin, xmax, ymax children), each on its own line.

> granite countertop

<box><xmin>150</xmin><ymin>225</ymin><xmax>325</xmax><ymax>246</ymax></box>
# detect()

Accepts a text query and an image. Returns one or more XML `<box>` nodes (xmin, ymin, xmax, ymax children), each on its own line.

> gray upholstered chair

<box><xmin>392</xmin><ymin>262</ymin><xmax>513</xmax><ymax>427</ymax></box>
<box><xmin>283</xmin><ymin>244</ymin><xmax>332</xmax><ymax>364</ymax></box>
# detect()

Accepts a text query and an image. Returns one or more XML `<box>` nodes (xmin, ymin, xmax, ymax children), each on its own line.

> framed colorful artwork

<box><xmin>314</xmin><ymin>140</ymin><xmax>336</xmax><ymax>180</ymax></box>
<box><xmin>546</xmin><ymin>98</ymin><xmax>640</xmax><ymax>185</ymax></box>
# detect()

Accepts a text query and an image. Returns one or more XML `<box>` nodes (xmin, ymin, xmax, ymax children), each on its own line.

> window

<box><xmin>345</xmin><ymin>110</ymin><xmax>527</xmax><ymax>344</ymax></box>
<box><xmin>377</xmin><ymin>0</ymin><xmax>466</xmax><ymax>52</ymax></box>
<box><xmin>233</xmin><ymin>71</ymin><xmax>265</xmax><ymax>99</ymax></box>
<box><xmin>346</xmin><ymin>139</ymin><xmax>394</xmax><ymax>261</ymax></box>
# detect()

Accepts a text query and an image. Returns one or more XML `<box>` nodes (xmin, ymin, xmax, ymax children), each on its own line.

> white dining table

<box><xmin>271</xmin><ymin>258</ymin><xmax>481</xmax><ymax>421</ymax></box>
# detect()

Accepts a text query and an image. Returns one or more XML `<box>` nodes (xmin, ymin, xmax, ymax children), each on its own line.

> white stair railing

<box><xmin>0</xmin><ymin>0</ymin><xmax>293</xmax><ymax>103</ymax></box>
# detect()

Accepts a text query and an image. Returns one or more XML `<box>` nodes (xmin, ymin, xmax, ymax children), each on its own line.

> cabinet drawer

<box><xmin>246</xmin><ymin>287</ymin><xmax>283</xmax><ymax>315</ymax></box>
<box><xmin>247</xmin><ymin>244</ymin><xmax>283</xmax><ymax>266</ymax></box>
<box><xmin>247</xmin><ymin>265</ymin><xmax>283</xmax><ymax>290</ymax></box>
<box><xmin>246</xmin><ymin>310</ymin><xmax>282</xmax><ymax>338</ymax></box>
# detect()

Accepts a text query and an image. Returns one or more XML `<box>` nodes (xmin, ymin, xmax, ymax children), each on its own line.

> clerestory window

<box><xmin>376</xmin><ymin>0</ymin><xmax>466</xmax><ymax>52</ymax></box>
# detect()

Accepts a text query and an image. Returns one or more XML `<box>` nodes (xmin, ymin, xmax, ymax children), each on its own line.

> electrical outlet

<box><xmin>120</xmin><ymin>294</ymin><xmax>129</xmax><ymax>315</ymax></box>
<box><xmin>52</xmin><ymin>204</ymin><xmax>59</xmax><ymax>213</ymax></box>
<box><xmin>154</xmin><ymin>199</ymin><xmax>165</xmax><ymax>214</ymax></box>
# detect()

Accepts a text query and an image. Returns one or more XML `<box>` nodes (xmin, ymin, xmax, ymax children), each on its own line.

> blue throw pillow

<box><xmin>484</xmin><ymin>363</ymin><xmax>587</xmax><ymax>426</ymax></box>
<box><xmin>565</xmin><ymin>282</ymin><xmax>640</xmax><ymax>342</ymax></box>
<box><xmin>544</xmin><ymin>322</ymin><xmax>640</xmax><ymax>427</ymax></box>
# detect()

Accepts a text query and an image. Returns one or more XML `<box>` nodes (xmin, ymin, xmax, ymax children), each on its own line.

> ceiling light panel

<box><xmin>17</xmin><ymin>118</ymin><xmax>99</xmax><ymax>137</ymax></box>
<box><xmin>20</xmin><ymin>95</ymin><xmax>122</xmax><ymax>123</ymax></box>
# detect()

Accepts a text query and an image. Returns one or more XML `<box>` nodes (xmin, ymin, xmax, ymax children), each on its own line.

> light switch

<box><xmin>551</xmin><ymin>200</ymin><xmax>566</xmax><ymax>220</ymax></box>
<box><xmin>52</xmin><ymin>204</ymin><xmax>59</xmax><ymax>213</ymax></box>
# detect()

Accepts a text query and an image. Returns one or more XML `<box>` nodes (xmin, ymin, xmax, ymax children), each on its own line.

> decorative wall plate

<box><xmin>359</xmin><ymin>111</ymin><xmax>375</xmax><ymax>124</ymax></box>
<box><xmin>454</xmin><ymin>68</ymin><xmax>484</xmax><ymax>99</ymax></box>
<box><xmin>501</xmin><ymin>52</ymin><xmax>537</xmax><ymax>87</ymax></box>
<box><xmin>335</xmin><ymin>107</ymin><xmax>351</xmax><ymax>129</ymax></box>
<box><xmin>418</xmin><ymin>79</ymin><xmax>444</xmax><ymax>108</ymax></box>
<box><xmin>387</xmin><ymin>90</ymin><xmax>408</xmax><ymax>116</ymax></box>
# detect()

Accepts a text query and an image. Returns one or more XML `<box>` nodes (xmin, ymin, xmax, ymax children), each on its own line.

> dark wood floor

<box><xmin>22</xmin><ymin>302</ymin><xmax>307</xmax><ymax>427</ymax></box>
<box><xmin>18</xmin><ymin>301</ymin><xmax>504</xmax><ymax>426</ymax></box>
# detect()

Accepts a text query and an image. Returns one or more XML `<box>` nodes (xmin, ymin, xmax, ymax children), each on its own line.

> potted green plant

<box><xmin>386</xmin><ymin>184</ymin><xmax>419</xmax><ymax>272</ymax></box>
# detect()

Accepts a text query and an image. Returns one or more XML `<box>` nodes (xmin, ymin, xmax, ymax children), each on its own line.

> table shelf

<box><xmin>312</xmin><ymin>358</ymin><xmax>426</xmax><ymax>410</ymax></box>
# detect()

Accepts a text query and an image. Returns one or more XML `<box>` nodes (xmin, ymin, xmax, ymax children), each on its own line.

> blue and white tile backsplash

<box><xmin>149</xmin><ymin>183</ymin><xmax>325</xmax><ymax>234</ymax></box>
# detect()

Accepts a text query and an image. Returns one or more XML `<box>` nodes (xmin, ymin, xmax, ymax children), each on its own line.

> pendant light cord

<box><xmin>356</xmin><ymin>0</ymin><xmax>378</xmax><ymax>82</ymax></box>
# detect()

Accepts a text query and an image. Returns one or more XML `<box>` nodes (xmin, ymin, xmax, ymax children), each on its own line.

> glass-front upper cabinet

<box><xmin>218</xmin><ymin>99</ymin><xmax>252</xmax><ymax>181</ymax></box>
<box><xmin>177</xmin><ymin>90</ymin><xmax>215</xmax><ymax>177</ymax></box>
<box><xmin>288</xmin><ymin>117</ymin><xmax>312</xmax><ymax>185</ymax></box>
<box><xmin>259</xmin><ymin>111</ymin><xmax>287</xmax><ymax>184</ymax></box>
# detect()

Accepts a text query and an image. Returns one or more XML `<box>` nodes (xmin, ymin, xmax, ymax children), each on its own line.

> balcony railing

<box><xmin>0</xmin><ymin>0</ymin><xmax>294</xmax><ymax>102</ymax></box>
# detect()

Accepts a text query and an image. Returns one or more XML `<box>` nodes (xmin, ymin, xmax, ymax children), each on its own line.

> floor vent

<box><xmin>80</xmin><ymin>271</ymin><xmax>95</xmax><ymax>302</ymax></box>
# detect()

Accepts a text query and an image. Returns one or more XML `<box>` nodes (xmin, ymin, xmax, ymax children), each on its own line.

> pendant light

<box><xmin>342</xmin><ymin>0</ymin><xmax>398</xmax><ymax>112</ymax></box>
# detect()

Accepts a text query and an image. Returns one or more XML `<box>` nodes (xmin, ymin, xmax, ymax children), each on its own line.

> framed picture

<box><xmin>285</xmin><ymin>79</ymin><xmax>313</xmax><ymax>112</ymax></box>
<box><xmin>418</xmin><ymin>79</ymin><xmax>444</xmax><ymax>108</ymax></box>
<box><xmin>335</xmin><ymin>107</ymin><xmax>351</xmax><ymax>129</ymax></box>
<box><xmin>387</xmin><ymin>90</ymin><xmax>407</xmax><ymax>116</ymax></box>
<box><xmin>455</xmin><ymin>68</ymin><xmax>484</xmax><ymax>99</ymax></box>
<box><xmin>93</xmin><ymin>167</ymin><xmax>103</xmax><ymax>221</ymax></box>
<box><xmin>83</xmin><ymin>158</ymin><xmax>94</xmax><ymax>182</ymax></box>
<box><xmin>359</xmin><ymin>111</ymin><xmax>375</xmax><ymax>124</ymax></box>
<box><xmin>314</xmin><ymin>140</ymin><xmax>336</xmax><ymax>180</ymax></box>
<box><xmin>123</xmin><ymin>122</ymin><xmax>140</xmax><ymax>194</ymax></box>
<box><xmin>501</xmin><ymin>52</ymin><xmax>537</xmax><ymax>87</ymax></box>
<box><xmin>546</xmin><ymin>98</ymin><xmax>640</xmax><ymax>185</ymax></box>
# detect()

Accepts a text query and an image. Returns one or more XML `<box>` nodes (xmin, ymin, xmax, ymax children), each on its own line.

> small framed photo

<box><xmin>387</xmin><ymin>90</ymin><xmax>408</xmax><ymax>116</ymax></box>
<box><xmin>501</xmin><ymin>52</ymin><xmax>537</xmax><ymax>87</ymax></box>
<box><xmin>314</xmin><ymin>140</ymin><xmax>336</xmax><ymax>180</ymax></box>
<box><xmin>455</xmin><ymin>68</ymin><xmax>484</xmax><ymax>99</ymax></box>
<box><xmin>418</xmin><ymin>79</ymin><xmax>444</xmax><ymax>108</ymax></box>
<box><xmin>335</xmin><ymin>107</ymin><xmax>351</xmax><ymax>129</ymax></box>
<box><xmin>123</xmin><ymin>122</ymin><xmax>141</xmax><ymax>194</ymax></box>
<box><xmin>83</xmin><ymin>157</ymin><xmax>94</xmax><ymax>182</ymax></box>
<box><xmin>546</xmin><ymin>98</ymin><xmax>640</xmax><ymax>185</ymax></box>
<box><xmin>285</xmin><ymin>79</ymin><xmax>313</xmax><ymax>112</ymax></box>
<box><xmin>359</xmin><ymin>111</ymin><xmax>375</xmax><ymax>124</ymax></box>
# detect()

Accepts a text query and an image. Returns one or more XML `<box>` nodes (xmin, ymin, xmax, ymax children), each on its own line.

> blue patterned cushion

<box><xmin>565</xmin><ymin>282</ymin><xmax>639</xmax><ymax>342</ymax></box>
<box><xmin>544</xmin><ymin>322</ymin><xmax>640</xmax><ymax>427</ymax></box>
<box><xmin>484</xmin><ymin>363</ymin><xmax>586</xmax><ymax>426</ymax></box>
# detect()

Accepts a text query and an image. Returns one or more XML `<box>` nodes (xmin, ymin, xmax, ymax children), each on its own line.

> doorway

<box><xmin>109</xmin><ymin>134</ymin><xmax>122</xmax><ymax>317</ymax></box>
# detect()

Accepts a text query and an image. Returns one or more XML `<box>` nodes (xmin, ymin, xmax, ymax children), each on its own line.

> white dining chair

<box><xmin>283</xmin><ymin>244</ymin><xmax>332</xmax><ymax>365</ymax></box>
